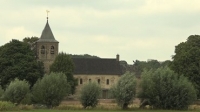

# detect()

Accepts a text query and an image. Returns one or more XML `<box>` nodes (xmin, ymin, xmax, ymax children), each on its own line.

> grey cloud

<box><xmin>1</xmin><ymin>0</ymin><xmax>200</xmax><ymax>63</ymax></box>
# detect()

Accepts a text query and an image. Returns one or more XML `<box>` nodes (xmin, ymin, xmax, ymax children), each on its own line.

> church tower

<box><xmin>36</xmin><ymin>16</ymin><xmax>59</xmax><ymax>73</ymax></box>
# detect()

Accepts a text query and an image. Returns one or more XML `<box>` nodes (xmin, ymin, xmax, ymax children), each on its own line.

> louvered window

<box><xmin>50</xmin><ymin>46</ymin><xmax>54</xmax><ymax>54</ymax></box>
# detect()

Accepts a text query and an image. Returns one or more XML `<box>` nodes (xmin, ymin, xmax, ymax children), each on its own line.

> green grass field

<box><xmin>4</xmin><ymin>110</ymin><xmax>200</xmax><ymax>112</ymax></box>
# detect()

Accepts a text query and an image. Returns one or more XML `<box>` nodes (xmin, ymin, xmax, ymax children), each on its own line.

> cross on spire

<box><xmin>46</xmin><ymin>10</ymin><xmax>50</xmax><ymax>20</ymax></box>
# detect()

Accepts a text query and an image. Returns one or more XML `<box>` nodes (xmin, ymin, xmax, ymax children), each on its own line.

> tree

<box><xmin>0</xmin><ymin>39</ymin><xmax>44</xmax><ymax>88</ymax></box>
<box><xmin>138</xmin><ymin>67</ymin><xmax>197</xmax><ymax>110</ymax></box>
<box><xmin>50</xmin><ymin>52</ymin><xmax>77</xmax><ymax>94</ymax></box>
<box><xmin>79</xmin><ymin>82</ymin><xmax>101</xmax><ymax>108</ymax></box>
<box><xmin>32</xmin><ymin>72</ymin><xmax>70</xmax><ymax>108</ymax></box>
<box><xmin>23</xmin><ymin>36</ymin><xmax>39</xmax><ymax>56</ymax></box>
<box><xmin>170</xmin><ymin>35</ymin><xmax>200</xmax><ymax>98</ymax></box>
<box><xmin>2</xmin><ymin>79</ymin><xmax>30</xmax><ymax>105</ymax></box>
<box><xmin>160</xmin><ymin>60</ymin><xmax>171</xmax><ymax>67</ymax></box>
<box><xmin>133</xmin><ymin>59</ymin><xmax>162</xmax><ymax>78</ymax></box>
<box><xmin>23</xmin><ymin>36</ymin><xmax>39</xmax><ymax>44</ymax></box>
<box><xmin>110</xmin><ymin>72</ymin><xmax>137</xmax><ymax>109</ymax></box>
<box><xmin>0</xmin><ymin>86</ymin><xmax>4</xmax><ymax>100</ymax></box>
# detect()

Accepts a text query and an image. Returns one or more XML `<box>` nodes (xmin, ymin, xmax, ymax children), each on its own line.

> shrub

<box><xmin>3</xmin><ymin>79</ymin><xmax>30</xmax><ymax>105</ymax></box>
<box><xmin>0</xmin><ymin>86</ymin><xmax>4</xmax><ymax>100</ymax></box>
<box><xmin>20</xmin><ymin>93</ymin><xmax>32</xmax><ymax>105</ymax></box>
<box><xmin>79</xmin><ymin>82</ymin><xmax>101</xmax><ymax>108</ymax></box>
<box><xmin>32</xmin><ymin>72</ymin><xmax>70</xmax><ymax>108</ymax></box>
<box><xmin>138</xmin><ymin>67</ymin><xmax>197</xmax><ymax>110</ymax></box>
<box><xmin>110</xmin><ymin>72</ymin><xmax>137</xmax><ymax>109</ymax></box>
<box><xmin>0</xmin><ymin>101</ymin><xmax>15</xmax><ymax>111</ymax></box>
<box><xmin>16</xmin><ymin>104</ymin><xmax>34</xmax><ymax>110</ymax></box>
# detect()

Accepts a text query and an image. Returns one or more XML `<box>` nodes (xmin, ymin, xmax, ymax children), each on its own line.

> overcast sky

<box><xmin>1</xmin><ymin>0</ymin><xmax>200</xmax><ymax>64</ymax></box>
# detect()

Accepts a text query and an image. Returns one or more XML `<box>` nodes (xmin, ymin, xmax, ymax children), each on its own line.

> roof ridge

<box><xmin>72</xmin><ymin>58</ymin><xmax>116</xmax><ymax>60</ymax></box>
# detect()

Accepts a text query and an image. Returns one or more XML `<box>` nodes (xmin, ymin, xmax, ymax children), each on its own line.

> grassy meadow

<box><xmin>2</xmin><ymin>99</ymin><xmax>200</xmax><ymax>111</ymax></box>
<box><xmin>4</xmin><ymin>110</ymin><xmax>200</xmax><ymax>112</ymax></box>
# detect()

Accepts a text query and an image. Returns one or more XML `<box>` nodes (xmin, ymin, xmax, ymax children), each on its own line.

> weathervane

<box><xmin>46</xmin><ymin>10</ymin><xmax>50</xmax><ymax>20</ymax></box>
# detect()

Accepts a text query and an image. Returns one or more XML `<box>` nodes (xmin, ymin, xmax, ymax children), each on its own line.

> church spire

<box><xmin>37</xmin><ymin>10</ymin><xmax>58</xmax><ymax>43</ymax></box>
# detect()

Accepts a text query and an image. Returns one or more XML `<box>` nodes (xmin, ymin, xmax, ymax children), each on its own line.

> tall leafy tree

<box><xmin>32</xmin><ymin>72</ymin><xmax>70</xmax><ymax>108</ymax></box>
<box><xmin>110</xmin><ymin>72</ymin><xmax>137</xmax><ymax>109</ymax></box>
<box><xmin>138</xmin><ymin>67</ymin><xmax>196</xmax><ymax>110</ymax></box>
<box><xmin>161</xmin><ymin>60</ymin><xmax>171</xmax><ymax>67</ymax></box>
<box><xmin>170</xmin><ymin>35</ymin><xmax>200</xmax><ymax>98</ymax></box>
<box><xmin>0</xmin><ymin>39</ymin><xmax>44</xmax><ymax>88</ymax></box>
<box><xmin>79</xmin><ymin>82</ymin><xmax>101</xmax><ymax>108</ymax></box>
<box><xmin>50</xmin><ymin>52</ymin><xmax>77</xmax><ymax>94</ymax></box>
<box><xmin>133</xmin><ymin>59</ymin><xmax>162</xmax><ymax>77</ymax></box>
<box><xmin>3</xmin><ymin>79</ymin><xmax>30</xmax><ymax>105</ymax></box>
<box><xmin>23</xmin><ymin>36</ymin><xmax>39</xmax><ymax>44</ymax></box>
<box><xmin>23</xmin><ymin>36</ymin><xmax>39</xmax><ymax>56</ymax></box>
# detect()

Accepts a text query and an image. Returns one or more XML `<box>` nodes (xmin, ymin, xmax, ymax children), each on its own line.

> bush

<box><xmin>32</xmin><ymin>72</ymin><xmax>70</xmax><ymax>108</ymax></box>
<box><xmin>3</xmin><ymin>79</ymin><xmax>30</xmax><ymax>105</ymax></box>
<box><xmin>110</xmin><ymin>72</ymin><xmax>137</xmax><ymax>109</ymax></box>
<box><xmin>138</xmin><ymin>67</ymin><xmax>197</xmax><ymax>110</ymax></box>
<box><xmin>16</xmin><ymin>104</ymin><xmax>34</xmax><ymax>110</ymax></box>
<box><xmin>0</xmin><ymin>101</ymin><xmax>15</xmax><ymax>111</ymax></box>
<box><xmin>0</xmin><ymin>86</ymin><xmax>4</xmax><ymax>100</ymax></box>
<box><xmin>79</xmin><ymin>82</ymin><xmax>101</xmax><ymax>108</ymax></box>
<box><xmin>20</xmin><ymin>93</ymin><xmax>32</xmax><ymax>105</ymax></box>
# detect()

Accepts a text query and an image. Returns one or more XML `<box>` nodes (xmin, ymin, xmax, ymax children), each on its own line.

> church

<box><xmin>35</xmin><ymin>17</ymin><xmax>123</xmax><ymax>99</ymax></box>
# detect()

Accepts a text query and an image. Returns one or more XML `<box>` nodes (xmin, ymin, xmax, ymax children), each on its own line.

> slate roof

<box><xmin>72</xmin><ymin>58</ymin><xmax>123</xmax><ymax>75</ymax></box>
<box><xmin>37</xmin><ymin>20</ymin><xmax>58</xmax><ymax>43</ymax></box>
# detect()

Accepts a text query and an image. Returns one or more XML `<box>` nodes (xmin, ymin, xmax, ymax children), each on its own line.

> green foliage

<box><xmin>170</xmin><ymin>35</ymin><xmax>200</xmax><ymax>98</ymax></box>
<box><xmin>0</xmin><ymin>86</ymin><xmax>4</xmax><ymax>100</ymax></box>
<box><xmin>138</xmin><ymin>67</ymin><xmax>197</xmax><ymax>110</ymax></box>
<box><xmin>79</xmin><ymin>82</ymin><xmax>101</xmax><ymax>108</ymax></box>
<box><xmin>50</xmin><ymin>52</ymin><xmax>77</xmax><ymax>94</ymax></box>
<box><xmin>20</xmin><ymin>93</ymin><xmax>32</xmax><ymax>105</ymax></box>
<box><xmin>0</xmin><ymin>101</ymin><xmax>15</xmax><ymax>111</ymax></box>
<box><xmin>160</xmin><ymin>60</ymin><xmax>171</xmax><ymax>67</ymax></box>
<box><xmin>3</xmin><ymin>79</ymin><xmax>30</xmax><ymax>105</ymax></box>
<box><xmin>32</xmin><ymin>72</ymin><xmax>70</xmax><ymax>108</ymax></box>
<box><xmin>0</xmin><ymin>39</ymin><xmax>44</xmax><ymax>88</ymax></box>
<box><xmin>23</xmin><ymin>36</ymin><xmax>39</xmax><ymax>57</ymax></box>
<box><xmin>119</xmin><ymin>61</ymin><xmax>128</xmax><ymax>74</ymax></box>
<box><xmin>23</xmin><ymin>36</ymin><xmax>39</xmax><ymax>44</ymax></box>
<box><xmin>110</xmin><ymin>72</ymin><xmax>137</xmax><ymax>109</ymax></box>
<box><xmin>133</xmin><ymin>59</ymin><xmax>170</xmax><ymax>77</ymax></box>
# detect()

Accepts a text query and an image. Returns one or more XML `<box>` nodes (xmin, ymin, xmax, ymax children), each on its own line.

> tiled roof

<box><xmin>37</xmin><ymin>20</ymin><xmax>58</xmax><ymax>43</ymax></box>
<box><xmin>72</xmin><ymin>58</ymin><xmax>123</xmax><ymax>75</ymax></box>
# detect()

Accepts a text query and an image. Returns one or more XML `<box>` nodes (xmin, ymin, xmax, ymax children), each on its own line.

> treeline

<box><xmin>132</xmin><ymin>59</ymin><xmax>171</xmax><ymax>77</ymax></box>
<box><xmin>120</xmin><ymin>59</ymin><xmax>171</xmax><ymax>77</ymax></box>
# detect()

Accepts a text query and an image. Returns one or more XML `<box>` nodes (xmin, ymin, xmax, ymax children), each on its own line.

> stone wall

<box><xmin>74</xmin><ymin>74</ymin><xmax>120</xmax><ymax>91</ymax></box>
<box><xmin>36</xmin><ymin>42</ymin><xmax>58</xmax><ymax>73</ymax></box>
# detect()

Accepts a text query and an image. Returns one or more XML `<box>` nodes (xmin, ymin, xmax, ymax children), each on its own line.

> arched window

<box><xmin>41</xmin><ymin>45</ymin><xmax>45</xmax><ymax>54</ymax></box>
<box><xmin>50</xmin><ymin>46</ymin><xmax>54</xmax><ymax>54</ymax></box>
